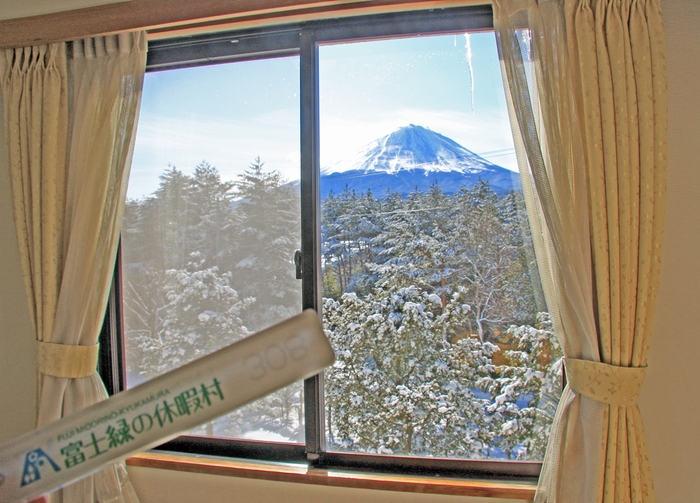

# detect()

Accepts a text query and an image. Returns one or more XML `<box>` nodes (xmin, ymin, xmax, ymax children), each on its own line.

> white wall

<box><xmin>0</xmin><ymin>1</ymin><xmax>698</xmax><ymax>501</ymax></box>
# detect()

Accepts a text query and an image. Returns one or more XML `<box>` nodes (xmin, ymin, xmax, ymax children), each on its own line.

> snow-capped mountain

<box><xmin>321</xmin><ymin>125</ymin><xmax>519</xmax><ymax>199</ymax></box>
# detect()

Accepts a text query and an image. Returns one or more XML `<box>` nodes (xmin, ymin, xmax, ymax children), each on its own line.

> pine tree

<box><xmin>138</xmin><ymin>165</ymin><xmax>194</xmax><ymax>271</ymax></box>
<box><xmin>322</xmin><ymin>187</ymin><xmax>382</xmax><ymax>298</ymax></box>
<box><xmin>231</xmin><ymin>157</ymin><xmax>301</xmax><ymax>332</ymax></box>
<box><xmin>187</xmin><ymin>161</ymin><xmax>237</xmax><ymax>271</ymax></box>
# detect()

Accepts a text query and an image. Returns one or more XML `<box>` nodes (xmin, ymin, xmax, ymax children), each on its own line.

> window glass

<box><xmin>121</xmin><ymin>56</ymin><xmax>304</xmax><ymax>442</ymax></box>
<box><xmin>319</xmin><ymin>34</ymin><xmax>561</xmax><ymax>460</ymax></box>
<box><xmin>116</xmin><ymin>10</ymin><xmax>561</xmax><ymax>468</ymax></box>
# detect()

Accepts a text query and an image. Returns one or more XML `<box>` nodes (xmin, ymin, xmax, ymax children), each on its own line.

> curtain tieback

<box><xmin>564</xmin><ymin>358</ymin><xmax>647</xmax><ymax>407</ymax></box>
<box><xmin>36</xmin><ymin>341</ymin><xmax>99</xmax><ymax>378</ymax></box>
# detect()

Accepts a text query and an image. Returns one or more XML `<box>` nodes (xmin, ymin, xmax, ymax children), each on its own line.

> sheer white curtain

<box><xmin>1</xmin><ymin>32</ymin><xmax>147</xmax><ymax>503</ymax></box>
<box><xmin>493</xmin><ymin>0</ymin><xmax>667</xmax><ymax>501</ymax></box>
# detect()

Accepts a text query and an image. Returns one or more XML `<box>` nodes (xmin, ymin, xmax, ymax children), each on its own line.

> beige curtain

<box><xmin>0</xmin><ymin>32</ymin><xmax>147</xmax><ymax>503</ymax></box>
<box><xmin>493</xmin><ymin>0</ymin><xmax>667</xmax><ymax>501</ymax></box>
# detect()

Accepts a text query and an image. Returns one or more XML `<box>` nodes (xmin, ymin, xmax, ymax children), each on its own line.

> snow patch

<box><xmin>241</xmin><ymin>429</ymin><xmax>294</xmax><ymax>443</ymax></box>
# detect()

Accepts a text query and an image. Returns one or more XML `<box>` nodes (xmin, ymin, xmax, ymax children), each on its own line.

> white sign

<box><xmin>0</xmin><ymin>310</ymin><xmax>334</xmax><ymax>503</ymax></box>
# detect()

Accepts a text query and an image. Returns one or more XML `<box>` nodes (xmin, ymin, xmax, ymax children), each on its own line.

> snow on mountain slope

<box><xmin>320</xmin><ymin>125</ymin><xmax>520</xmax><ymax>198</ymax></box>
<box><xmin>323</xmin><ymin>124</ymin><xmax>502</xmax><ymax>175</ymax></box>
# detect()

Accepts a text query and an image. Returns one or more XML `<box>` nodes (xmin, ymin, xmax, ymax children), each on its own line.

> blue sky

<box><xmin>128</xmin><ymin>31</ymin><xmax>516</xmax><ymax>200</ymax></box>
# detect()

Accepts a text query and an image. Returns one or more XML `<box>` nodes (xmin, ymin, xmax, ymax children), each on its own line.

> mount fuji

<box><xmin>320</xmin><ymin>125</ymin><xmax>520</xmax><ymax>199</ymax></box>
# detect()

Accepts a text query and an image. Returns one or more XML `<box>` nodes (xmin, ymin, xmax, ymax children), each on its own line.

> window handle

<box><xmin>294</xmin><ymin>249</ymin><xmax>302</xmax><ymax>279</ymax></box>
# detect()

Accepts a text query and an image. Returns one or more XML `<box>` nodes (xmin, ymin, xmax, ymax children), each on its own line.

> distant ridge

<box><xmin>321</xmin><ymin>125</ymin><xmax>519</xmax><ymax>199</ymax></box>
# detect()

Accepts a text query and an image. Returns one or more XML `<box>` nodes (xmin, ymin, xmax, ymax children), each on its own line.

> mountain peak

<box><xmin>322</xmin><ymin>125</ymin><xmax>501</xmax><ymax>176</ymax></box>
<box><xmin>319</xmin><ymin>125</ymin><xmax>520</xmax><ymax>199</ymax></box>
<box><xmin>382</xmin><ymin>125</ymin><xmax>468</xmax><ymax>164</ymax></box>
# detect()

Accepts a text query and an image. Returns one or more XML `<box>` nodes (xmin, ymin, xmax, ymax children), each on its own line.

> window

<box><xmin>100</xmin><ymin>5</ymin><xmax>559</xmax><ymax>481</ymax></box>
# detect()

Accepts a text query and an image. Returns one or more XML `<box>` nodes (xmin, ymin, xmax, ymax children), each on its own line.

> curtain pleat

<box><xmin>1</xmin><ymin>43</ymin><xmax>67</xmax><ymax>354</ymax></box>
<box><xmin>493</xmin><ymin>0</ymin><xmax>667</xmax><ymax>501</ymax></box>
<box><xmin>0</xmin><ymin>32</ymin><xmax>146</xmax><ymax>503</ymax></box>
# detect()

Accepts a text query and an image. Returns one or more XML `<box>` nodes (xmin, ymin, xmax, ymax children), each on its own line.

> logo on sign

<box><xmin>20</xmin><ymin>448</ymin><xmax>61</xmax><ymax>486</ymax></box>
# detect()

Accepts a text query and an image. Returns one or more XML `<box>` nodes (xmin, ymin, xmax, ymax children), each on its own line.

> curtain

<box><xmin>0</xmin><ymin>32</ymin><xmax>147</xmax><ymax>503</ymax></box>
<box><xmin>493</xmin><ymin>0</ymin><xmax>667</xmax><ymax>502</ymax></box>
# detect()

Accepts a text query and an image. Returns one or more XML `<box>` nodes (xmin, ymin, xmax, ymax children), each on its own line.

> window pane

<box><xmin>122</xmin><ymin>57</ymin><xmax>304</xmax><ymax>443</ymax></box>
<box><xmin>320</xmin><ymin>33</ymin><xmax>561</xmax><ymax>460</ymax></box>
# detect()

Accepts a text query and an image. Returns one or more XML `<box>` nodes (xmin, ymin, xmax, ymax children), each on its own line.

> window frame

<box><xmin>100</xmin><ymin>4</ymin><xmax>542</xmax><ymax>483</ymax></box>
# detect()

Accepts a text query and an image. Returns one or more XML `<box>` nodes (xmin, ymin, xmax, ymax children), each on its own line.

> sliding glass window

<box><xmin>104</xmin><ymin>5</ymin><xmax>558</xmax><ymax>479</ymax></box>
<box><xmin>122</xmin><ymin>56</ymin><xmax>303</xmax><ymax>443</ymax></box>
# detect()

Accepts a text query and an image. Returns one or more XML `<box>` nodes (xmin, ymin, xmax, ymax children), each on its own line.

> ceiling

<box><xmin>0</xmin><ymin>0</ymin><xmax>131</xmax><ymax>21</ymax></box>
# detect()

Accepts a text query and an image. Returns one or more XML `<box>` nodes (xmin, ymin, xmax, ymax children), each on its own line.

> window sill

<box><xmin>126</xmin><ymin>452</ymin><xmax>536</xmax><ymax>500</ymax></box>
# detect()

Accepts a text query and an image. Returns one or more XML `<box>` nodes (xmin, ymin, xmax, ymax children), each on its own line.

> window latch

<box><xmin>294</xmin><ymin>249</ymin><xmax>302</xmax><ymax>279</ymax></box>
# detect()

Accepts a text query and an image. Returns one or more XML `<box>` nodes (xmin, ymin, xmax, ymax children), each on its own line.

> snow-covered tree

<box><xmin>447</xmin><ymin>182</ymin><xmax>537</xmax><ymax>341</ymax></box>
<box><xmin>122</xmin><ymin>158</ymin><xmax>305</xmax><ymax>442</ymax></box>
<box><xmin>476</xmin><ymin>312</ymin><xmax>562</xmax><ymax>459</ymax></box>
<box><xmin>124</xmin><ymin>165</ymin><xmax>194</xmax><ymax>271</ymax></box>
<box><xmin>324</xmin><ymin>286</ymin><xmax>497</xmax><ymax>457</ymax></box>
<box><xmin>322</xmin><ymin>187</ymin><xmax>383</xmax><ymax>298</ymax></box>
<box><xmin>187</xmin><ymin>161</ymin><xmax>237</xmax><ymax>271</ymax></box>
<box><xmin>122</xmin><ymin>157</ymin><xmax>560</xmax><ymax>458</ymax></box>
<box><xmin>322</xmin><ymin>183</ymin><xmax>538</xmax><ymax>341</ymax></box>
<box><xmin>321</xmin><ymin>181</ymin><xmax>558</xmax><ymax>459</ymax></box>
<box><xmin>127</xmin><ymin>256</ymin><xmax>252</xmax><ymax>378</ymax></box>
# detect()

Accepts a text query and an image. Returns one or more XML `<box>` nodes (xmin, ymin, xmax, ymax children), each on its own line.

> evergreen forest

<box><xmin>121</xmin><ymin>158</ymin><xmax>562</xmax><ymax>460</ymax></box>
